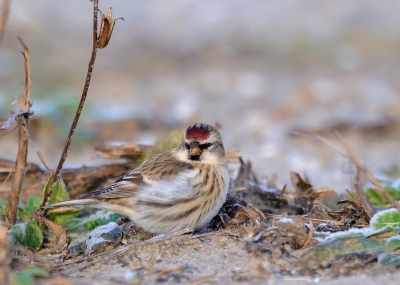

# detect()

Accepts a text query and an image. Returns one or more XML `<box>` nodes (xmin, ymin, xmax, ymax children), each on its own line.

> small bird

<box><xmin>48</xmin><ymin>123</ymin><xmax>229</xmax><ymax>233</ymax></box>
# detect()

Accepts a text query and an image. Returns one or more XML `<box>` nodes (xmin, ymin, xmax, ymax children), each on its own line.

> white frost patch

<box><xmin>319</xmin><ymin>208</ymin><xmax>400</xmax><ymax>243</ymax></box>
<box><xmin>278</xmin><ymin>217</ymin><xmax>294</xmax><ymax>224</ymax></box>
<box><xmin>314</xmin><ymin>237</ymin><xmax>326</xmax><ymax>243</ymax></box>
<box><xmin>258</xmin><ymin>184</ymin><xmax>277</xmax><ymax>193</ymax></box>
<box><xmin>386</xmin><ymin>235</ymin><xmax>400</xmax><ymax>245</ymax></box>
<box><xmin>124</xmin><ymin>270</ymin><xmax>136</xmax><ymax>279</ymax></box>
<box><xmin>321</xmin><ymin>228</ymin><xmax>377</xmax><ymax>243</ymax></box>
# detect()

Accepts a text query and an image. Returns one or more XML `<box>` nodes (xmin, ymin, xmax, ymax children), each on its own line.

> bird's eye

<box><xmin>185</xmin><ymin>143</ymin><xmax>190</xmax><ymax>149</ymax></box>
<box><xmin>200</xmin><ymin>143</ymin><xmax>212</xmax><ymax>150</ymax></box>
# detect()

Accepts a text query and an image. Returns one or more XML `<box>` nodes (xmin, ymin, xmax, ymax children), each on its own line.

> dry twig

<box><xmin>0</xmin><ymin>0</ymin><xmax>10</xmax><ymax>45</ymax></box>
<box><xmin>300</xmin><ymin>220</ymin><xmax>313</xmax><ymax>249</ymax></box>
<box><xmin>42</xmin><ymin>0</ymin><xmax>100</xmax><ymax>207</ymax></box>
<box><xmin>6</xmin><ymin>37</ymin><xmax>31</xmax><ymax>224</ymax></box>
<box><xmin>32</xmin><ymin>212</ymin><xmax>67</xmax><ymax>251</ymax></box>
<box><xmin>354</xmin><ymin>183</ymin><xmax>375</xmax><ymax>222</ymax></box>
<box><xmin>333</xmin><ymin>132</ymin><xmax>400</xmax><ymax>212</ymax></box>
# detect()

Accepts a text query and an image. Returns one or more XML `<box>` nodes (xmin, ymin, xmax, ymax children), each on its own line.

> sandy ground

<box><xmin>1</xmin><ymin>1</ymin><xmax>400</xmax><ymax>283</ymax></box>
<box><xmin>49</xmin><ymin>229</ymin><xmax>398</xmax><ymax>285</ymax></box>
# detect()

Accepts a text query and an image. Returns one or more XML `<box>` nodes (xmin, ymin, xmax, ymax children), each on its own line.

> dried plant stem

<box><xmin>354</xmin><ymin>183</ymin><xmax>375</xmax><ymax>221</ymax></box>
<box><xmin>6</xmin><ymin>37</ymin><xmax>31</xmax><ymax>224</ymax></box>
<box><xmin>0</xmin><ymin>0</ymin><xmax>10</xmax><ymax>45</ymax></box>
<box><xmin>334</xmin><ymin>132</ymin><xmax>400</xmax><ymax>212</ymax></box>
<box><xmin>41</xmin><ymin>0</ymin><xmax>100</xmax><ymax>207</ymax></box>
<box><xmin>300</xmin><ymin>220</ymin><xmax>313</xmax><ymax>249</ymax></box>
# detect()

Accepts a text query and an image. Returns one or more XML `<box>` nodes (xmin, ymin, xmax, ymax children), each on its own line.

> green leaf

<box><xmin>64</xmin><ymin>210</ymin><xmax>122</xmax><ymax>231</ymax></box>
<box><xmin>47</xmin><ymin>210</ymin><xmax>79</xmax><ymax>226</ymax></box>
<box><xmin>379</xmin><ymin>253</ymin><xmax>400</xmax><ymax>267</ymax></box>
<box><xmin>386</xmin><ymin>186</ymin><xmax>400</xmax><ymax>201</ymax></box>
<box><xmin>45</xmin><ymin>176</ymin><xmax>70</xmax><ymax>205</ymax></box>
<box><xmin>27</xmin><ymin>195</ymin><xmax>42</xmax><ymax>215</ymax></box>
<box><xmin>370</xmin><ymin>208</ymin><xmax>400</xmax><ymax>231</ymax></box>
<box><xmin>385</xmin><ymin>236</ymin><xmax>400</xmax><ymax>253</ymax></box>
<box><xmin>43</xmin><ymin>176</ymin><xmax>79</xmax><ymax>225</ymax></box>
<box><xmin>10</xmin><ymin>220</ymin><xmax>44</xmax><ymax>250</ymax></box>
<box><xmin>9</xmin><ymin>267</ymin><xmax>48</xmax><ymax>285</ymax></box>
<box><xmin>304</xmin><ymin>235</ymin><xmax>386</xmax><ymax>263</ymax></box>
<box><xmin>10</xmin><ymin>272</ymin><xmax>34</xmax><ymax>285</ymax></box>
<box><xmin>138</xmin><ymin>130</ymin><xmax>183</xmax><ymax>164</ymax></box>
<box><xmin>18</xmin><ymin>195</ymin><xmax>42</xmax><ymax>223</ymax></box>
<box><xmin>0</xmin><ymin>199</ymin><xmax>7</xmax><ymax>218</ymax></box>
<box><xmin>364</xmin><ymin>188</ymin><xmax>388</xmax><ymax>207</ymax></box>
<box><xmin>364</xmin><ymin>186</ymin><xmax>400</xmax><ymax>207</ymax></box>
<box><xmin>22</xmin><ymin>267</ymin><xmax>48</xmax><ymax>277</ymax></box>
<box><xmin>18</xmin><ymin>202</ymin><xmax>30</xmax><ymax>223</ymax></box>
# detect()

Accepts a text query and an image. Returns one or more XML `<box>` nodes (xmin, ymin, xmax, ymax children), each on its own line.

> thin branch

<box><xmin>333</xmin><ymin>131</ymin><xmax>400</xmax><ymax>212</ymax></box>
<box><xmin>41</xmin><ymin>0</ymin><xmax>100</xmax><ymax>207</ymax></box>
<box><xmin>300</xmin><ymin>221</ymin><xmax>313</xmax><ymax>249</ymax></box>
<box><xmin>22</xmin><ymin>125</ymin><xmax>51</xmax><ymax>174</ymax></box>
<box><xmin>0</xmin><ymin>0</ymin><xmax>10</xmax><ymax>45</ymax></box>
<box><xmin>6</xmin><ymin>37</ymin><xmax>31</xmax><ymax>224</ymax></box>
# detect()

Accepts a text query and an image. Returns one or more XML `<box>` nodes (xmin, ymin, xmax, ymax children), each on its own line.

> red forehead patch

<box><xmin>186</xmin><ymin>125</ymin><xmax>211</xmax><ymax>140</ymax></box>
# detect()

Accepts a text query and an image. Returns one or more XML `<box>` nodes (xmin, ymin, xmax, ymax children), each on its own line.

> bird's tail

<box><xmin>45</xmin><ymin>198</ymin><xmax>99</xmax><ymax>208</ymax></box>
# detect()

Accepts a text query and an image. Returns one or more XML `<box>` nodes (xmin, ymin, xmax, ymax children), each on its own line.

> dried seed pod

<box><xmin>97</xmin><ymin>7</ymin><xmax>124</xmax><ymax>48</ymax></box>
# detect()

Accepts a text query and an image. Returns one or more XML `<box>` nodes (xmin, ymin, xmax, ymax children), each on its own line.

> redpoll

<box><xmin>48</xmin><ymin>123</ymin><xmax>229</xmax><ymax>233</ymax></box>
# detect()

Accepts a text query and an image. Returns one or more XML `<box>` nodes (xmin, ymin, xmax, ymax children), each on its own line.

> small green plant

<box><xmin>7</xmin><ymin>176</ymin><xmax>79</xmax><ymax>250</ymax></box>
<box><xmin>64</xmin><ymin>209</ymin><xmax>122</xmax><ymax>231</ymax></box>
<box><xmin>5</xmin><ymin>176</ymin><xmax>124</xmax><ymax>250</ymax></box>
<box><xmin>364</xmin><ymin>185</ymin><xmax>400</xmax><ymax>207</ymax></box>
<box><xmin>9</xmin><ymin>267</ymin><xmax>48</xmax><ymax>285</ymax></box>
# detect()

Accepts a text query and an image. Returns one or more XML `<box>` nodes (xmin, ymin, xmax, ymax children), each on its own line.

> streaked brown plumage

<box><xmin>48</xmin><ymin>123</ymin><xmax>229</xmax><ymax>233</ymax></box>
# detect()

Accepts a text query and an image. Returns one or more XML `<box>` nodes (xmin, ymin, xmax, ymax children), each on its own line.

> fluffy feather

<box><xmin>47</xmin><ymin>123</ymin><xmax>229</xmax><ymax>233</ymax></box>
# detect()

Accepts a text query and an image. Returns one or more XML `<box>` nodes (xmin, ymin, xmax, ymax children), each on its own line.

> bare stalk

<box><xmin>6</xmin><ymin>37</ymin><xmax>31</xmax><ymax>224</ymax></box>
<box><xmin>0</xmin><ymin>0</ymin><xmax>11</xmax><ymax>45</ymax></box>
<box><xmin>41</xmin><ymin>0</ymin><xmax>100</xmax><ymax>207</ymax></box>
<box><xmin>334</xmin><ymin>132</ymin><xmax>400</xmax><ymax>212</ymax></box>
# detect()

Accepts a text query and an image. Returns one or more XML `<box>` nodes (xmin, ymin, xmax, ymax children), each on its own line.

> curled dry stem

<box><xmin>300</xmin><ymin>220</ymin><xmax>313</xmax><ymax>249</ymax></box>
<box><xmin>32</xmin><ymin>212</ymin><xmax>67</xmax><ymax>251</ymax></box>
<box><xmin>6</xmin><ymin>37</ymin><xmax>31</xmax><ymax>225</ymax></box>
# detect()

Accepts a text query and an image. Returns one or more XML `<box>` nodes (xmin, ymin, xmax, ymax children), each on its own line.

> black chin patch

<box><xmin>189</xmin><ymin>155</ymin><xmax>201</xmax><ymax>161</ymax></box>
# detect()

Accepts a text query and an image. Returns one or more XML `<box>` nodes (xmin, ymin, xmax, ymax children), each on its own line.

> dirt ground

<box><xmin>2</xmin><ymin>1</ymin><xmax>400</xmax><ymax>284</ymax></box>
<box><xmin>53</xmin><ymin>232</ymin><xmax>399</xmax><ymax>285</ymax></box>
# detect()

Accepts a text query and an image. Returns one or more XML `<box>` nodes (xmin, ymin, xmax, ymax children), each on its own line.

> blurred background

<box><xmin>1</xmin><ymin>0</ymin><xmax>400</xmax><ymax>192</ymax></box>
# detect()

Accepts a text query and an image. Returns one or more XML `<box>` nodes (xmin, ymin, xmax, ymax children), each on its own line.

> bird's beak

<box><xmin>189</xmin><ymin>142</ymin><xmax>201</xmax><ymax>157</ymax></box>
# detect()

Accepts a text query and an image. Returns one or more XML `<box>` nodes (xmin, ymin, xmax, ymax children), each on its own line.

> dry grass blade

<box><xmin>22</xmin><ymin>125</ymin><xmax>51</xmax><ymax>174</ymax></box>
<box><xmin>333</xmin><ymin>132</ymin><xmax>400</xmax><ymax>212</ymax></box>
<box><xmin>0</xmin><ymin>0</ymin><xmax>10</xmax><ymax>45</ymax></box>
<box><xmin>354</xmin><ymin>183</ymin><xmax>375</xmax><ymax>222</ymax></box>
<box><xmin>189</xmin><ymin>272</ymin><xmax>217</xmax><ymax>285</ymax></box>
<box><xmin>300</xmin><ymin>220</ymin><xmax>313</xmax><ymax>249</ymax></box>
<box><xmin>289</xmin><ymin>131</ymin><xmax>347</xmax><ymax>156</ymax></box>
<box><xmin>6</xmin><ymin>37</ymin><xmax>31</xmax><ymax>224</ymax></box>
<box><xmin>32</xmin><ymin>212</ymin><xmax>68</xmax><ymax>251</ymax></box>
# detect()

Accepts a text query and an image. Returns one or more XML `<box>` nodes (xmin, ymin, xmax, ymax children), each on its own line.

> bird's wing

<box><xmin>78</xmin><ymin>172</ymin><xmax>145</xmax><ymax>199</ymax></box>
<box><xmin>76</xmin><ymin>151</ymin><xmax>193</xmax><ymax>200</ymax></box>
<box><xmin>133</xmin><ymin>150</ymin><xmax>194</xmax><ymax>181</ymax></box>
<box><xmin>47</xmin><ymin>151</ymin><xmax>194</xmax><ymax>208</ymax></box>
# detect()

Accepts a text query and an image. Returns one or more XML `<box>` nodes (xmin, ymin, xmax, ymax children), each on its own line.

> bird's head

<box><xmin>179</xmin><ymin>123</ymin><xmax>225</xmax><ymax>164</ymax></box>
